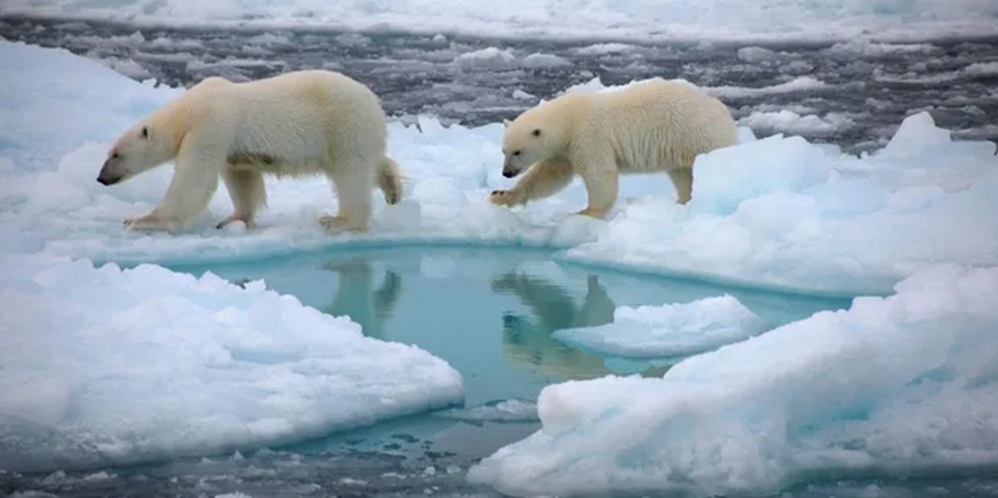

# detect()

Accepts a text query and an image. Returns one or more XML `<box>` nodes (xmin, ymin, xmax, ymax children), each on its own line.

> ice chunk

<box><xmin>453</xmin><ymin>47</ymin><xmax>515</xmax><ymax>67</ymax></box>
<box><xmin>468</xmin><ymin>264</ymin><xmax>998</xmax><ymax>497</ymax></box>
<box><xmin>511</xmin><ymin>89</ymin><xmax>535</xmax><ymax>100</ymax></box>
<box><xmin>964</xmin><ymin>61</ymin><xmax>998</xmax><ymax>77</ymax></box>
<box><xmin>820</xmin><ymin>40</ymin><xmax>938</xmax><ymax>58</ymax></box>
<box><xmin>522</xmin><ymin>52</ymin><xmax>573</xmax><ymax>68</ymax></box>
<box><xmin>690</xmin><ymin>134</ymin><xmax>833</xmax><ymax>215</ymax></box>
<box><xmin>333</xmin><ymin>33</ymin><xmax>372</xmax><ymax>47</ymax></box>
<box><xmin>0</xmin><ymin>255</ymin><xmax>463</xmax><ymax>472</ymax></box>
<box><xmin>435</xmin><ymin>399</ymin><xmax>538</xmax><ymax>423</ymax></box>
<box><xmin>736</xmin><ymin>46</ymin><xmax>778</xmax><ymax>63</ymax></box>
<box><xmin>739</xmin><ymin>110</ymin><xmax>856</xmax><ymax>137</ymax></box>
<box><xmin>574</xmin><ymin>43</ymin><xmax>637</xmax><ymax>55</ymax></box>
<box><xmin>552</xmin><ymin>295</ymin><xmax>770</xmax><ymax>358</ymax></box>
<box><xmin>881</xmin><ymin>111</ymin><xmax>952</xmax><ymax>157</ymax></box>
<box><xmin>706</xmin><ymin>76</ymin><xmax>828</xmax><ymax>99</ymax></box>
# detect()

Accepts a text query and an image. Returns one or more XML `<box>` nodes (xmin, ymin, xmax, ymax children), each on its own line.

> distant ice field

<box><xmin>3</xmin><ymin>0</ymin><xmax>998</xmax><ymax>43</ymax></box>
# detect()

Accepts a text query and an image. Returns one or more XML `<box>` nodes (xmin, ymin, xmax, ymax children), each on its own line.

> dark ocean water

<box><xmin>2</xmin><ymin>16</ymin><xmax>997</xmax><ymax>156</ymax></box>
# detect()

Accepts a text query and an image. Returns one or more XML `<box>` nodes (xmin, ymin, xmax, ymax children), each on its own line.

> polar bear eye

<box><xmin>513</xmin><ymin>150</ymin><xmax>522</xmax><ymax>156</ymax></box>
<box><xmin>140</xmin><ymin>126</ymin><xmax>149</xmax><ymax>139</ymax></box>
<box><xmin>531</xmin><ymin>129</ymin><xmax>541</xmax><ymax>137</ymax></box>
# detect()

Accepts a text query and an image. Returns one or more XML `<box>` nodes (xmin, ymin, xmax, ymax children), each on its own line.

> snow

<box><xmin>2</xmin><ymin>36</ymin><xmax>998</xmax><ymax>494</ymax></box>
<box><xmin>0</xmin><ymin>254</ymin><xmax>463</xmax><ymax>473</ymax></box>
<box><xmin>552</xmin><ymin>295</ymin><xmax>770</xmax><ymax>359</ymax></box>
<box><xmin>0</xmin><ymin>41</ymin><xmax>463</xmax><ymax>473</ymax></box>
<box><xmin>3</xmin><ymin>0</ymin><xmax>997</xmax><ymax>43</ymax></box>
<box><xmin>468</xmin><ymin>264</ymin><xmax>998</xmax><ymax>497</ymax></box>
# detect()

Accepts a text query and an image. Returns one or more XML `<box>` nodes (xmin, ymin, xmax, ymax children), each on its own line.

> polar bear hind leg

<box><xmin>377</xmin><ymin>156</ymin><xmax>404</xmax><ymax>205</ymax></box>
<box><xmin>218</xmin><ymin>167</ymin><xmax>268</xmax><ymax>229</ymax></box>
<box><xmin>321</xmin><ymin>157</ymin><xmax>376</xmax><ymax>233</ymax></box>
<box><xmin>666</xmin><ymin>167</ymin><xmax>694</xmax><ymax>205</ymax></box>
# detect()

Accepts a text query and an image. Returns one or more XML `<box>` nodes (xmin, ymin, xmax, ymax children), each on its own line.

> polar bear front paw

<box><xmin>319</xmin><ymin>214</ymin><xmax>368</xmax><ymax>234</ymax></box>
<box><xmin>488</xmin><ymin>189</ymin><xmax>524</xmax><ymax>207</ymax></box>
<box><xmin>124</xmin><ymin>213</ymin><xmax>176</xmax><ymax>233</ymax></box>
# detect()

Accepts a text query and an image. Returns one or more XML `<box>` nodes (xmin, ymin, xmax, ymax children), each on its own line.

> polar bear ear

<box><xmin>503</xmin><ymin>119</ymin><xmax>512</xmax><ymax>128</ymax></box>
<box><xmin>531</xmin><ymin>129</ymin><xmax>541</xmax><ymax>137</ymax></box>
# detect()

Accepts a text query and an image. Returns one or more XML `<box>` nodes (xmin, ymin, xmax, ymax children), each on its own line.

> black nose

<box><xmin>502</xmin><ymin>170</ymin><xmax>515</xmax><ymax>178</ymax></box>
<box><xmin>97</xmin><ymin>176</ymin><xmax>119</xmax><ymax>186</ymax></box>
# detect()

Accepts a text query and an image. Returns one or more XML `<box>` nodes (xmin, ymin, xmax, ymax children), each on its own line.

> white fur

<box><xmin>97</xmin><ymin>70</ymin><xmax>404</xmax><ymax>233</ymax></box>
<box><xmin>490</xmin><ymin>79</ymin><xmax>738</xmax><ymax>218</ymax></box>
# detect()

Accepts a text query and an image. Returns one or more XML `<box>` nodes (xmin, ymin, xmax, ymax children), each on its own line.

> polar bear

<box><xmin>96</xmin><ymin>70</ymin><xmax>404</xmax><ymax>233</ymax></box>
<box><xmin>489</xmin><ymin>79</ymin><xmax>737</xmax><ymax>218</ymax></box>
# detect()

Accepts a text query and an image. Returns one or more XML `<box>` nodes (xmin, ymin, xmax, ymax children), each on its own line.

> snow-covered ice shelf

<box><xmin>468</xmin><ymin>264</ymin><xmax>998</xmax><ymax>497</ymax></box>
<box><xmin>0</xmin><ymin>255</ymin><xmax>463</xmax><ymax>472</ymax></box>
<box><xmin>1</xmin><ymin>37</ymin><xmax>997</xmax><ymax>498</ymax></box>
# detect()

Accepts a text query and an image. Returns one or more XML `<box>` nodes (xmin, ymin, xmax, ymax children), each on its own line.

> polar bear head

<box><xmin>97</xmin><ymin>114</ymin><xmax>182</xmax><ymax>186</ymax></box>
<box><xmin>500</xmin><ymin>97</ymin><xmax>577</xmax><ymax>178</ymax></box>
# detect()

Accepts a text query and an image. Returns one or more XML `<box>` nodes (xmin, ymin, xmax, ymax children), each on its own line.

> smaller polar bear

<box><xmin>97</xmin><ymin>70</ymin><xmax>403</xmax><ymax>233</ymax></box>
<box><xmin>489</xmin><ymin>79</ymin><xmax>737</xmax><ymax>218</ymax></box>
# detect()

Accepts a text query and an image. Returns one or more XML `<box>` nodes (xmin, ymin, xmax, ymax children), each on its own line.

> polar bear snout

<box><xmin>97</xmin><ymin>157</ymin><xmax>125</xmax><ymax>185</ymax></box>
<box><xmin>502</xmin><ymin>160</ymin><xmax>523</xmax><ymax>178</ymax></box>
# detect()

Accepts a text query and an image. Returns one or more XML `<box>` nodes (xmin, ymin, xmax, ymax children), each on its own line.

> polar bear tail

<box><xmin>377</xmin><ymin>156</ymin><xmax>404</xmax><ymax>205</ymax></box>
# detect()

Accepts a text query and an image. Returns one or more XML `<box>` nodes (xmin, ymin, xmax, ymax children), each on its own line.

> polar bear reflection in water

<box><xmin>318</xmin><ymin>255</ymin><xmax>671</xmax><ymax>381</ymax></box>
<box><xmin>320</xmin><ymin>257</ymin><xmax>403</xmax><ymax>341</ymax></box>
<box><xmin>491</xmin><ymin>273</ymin><xmax>619</xmax><ymax>379</ymax></box>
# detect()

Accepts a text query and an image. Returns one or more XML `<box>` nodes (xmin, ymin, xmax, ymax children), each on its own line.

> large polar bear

<box><xmin>96</xmin><ymin>70</ymin><xmax>403</xmax><ymax>233</ymax></box>
<box><xmin>489</xmin><ymin>79</ymin><xmax>737</xmax><ymax>218</ymax></box>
